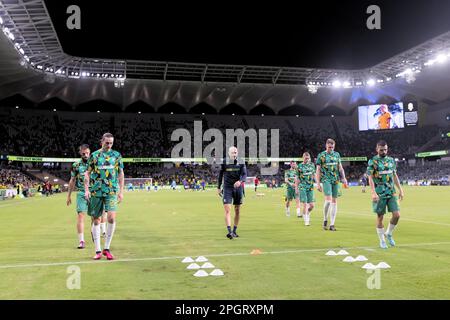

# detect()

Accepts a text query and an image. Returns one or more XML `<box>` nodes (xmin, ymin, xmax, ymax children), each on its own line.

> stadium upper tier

<box><xmin>0</xmin><ymin>107</ymin><xmax>447</xmax><ymax>159</ymax></box>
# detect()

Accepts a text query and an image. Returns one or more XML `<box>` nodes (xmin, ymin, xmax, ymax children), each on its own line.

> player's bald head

<box><xmin>228</xmin><ymin>146</ymin><xmax>238</xmax><ymax>159</ymax></box>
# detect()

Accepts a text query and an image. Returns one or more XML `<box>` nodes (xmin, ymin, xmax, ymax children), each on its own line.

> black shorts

<box><xmin>223</xmin><ymin>186</ymin><xmax>244</xmax><ymax>205</ymax></box>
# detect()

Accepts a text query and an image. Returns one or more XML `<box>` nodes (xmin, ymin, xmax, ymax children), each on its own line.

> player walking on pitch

<box><xmin>296</xmin><ymin>152</ymin><xmax>316</xmax><ymax>226</ymax></box>
<box><xmin>67</xmin><ymin>144</ymin><xmax>91</xmax><ymax>249</ymax></box>
<box><xmin>84</xmin><ymin>133</ymin><xmax>124</xmax><ymax>260</ymax></box>
<box><xmin>367</xmin><ymin>140</ymin><xmax>404</xmax><ymax>249</ymax></box>
<box><xmin>284</xmin><ymin>161</ymin><xmax>301</xmax><ymax>217</ymax></box>
<box><xmin>316</xmin><ymin>139</ymin><xmax>348</xmax><ymax>231</ymax></box>
<box><xmin>217</xmin><ymin>146</ymin><xmax>247</xmax><ymax>239</ymax></box>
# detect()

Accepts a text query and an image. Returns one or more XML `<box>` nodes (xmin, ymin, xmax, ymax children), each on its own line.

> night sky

<box><xmin>45</xmin><ymin>0</ymin><xmax>450</xmax><ymax>69</ymax></box>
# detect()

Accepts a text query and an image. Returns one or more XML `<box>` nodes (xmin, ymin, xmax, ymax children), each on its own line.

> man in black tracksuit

<box><xmin>217</xmin><ymin>146</ymin><xmax>247</xmax><ymax>239</ymax></box>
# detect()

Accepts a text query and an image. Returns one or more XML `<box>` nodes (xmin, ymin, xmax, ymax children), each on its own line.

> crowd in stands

<box><xmin>1</xmin><ymin>107</ymin><xmax>449</xmax><ymax>188</ymax></box>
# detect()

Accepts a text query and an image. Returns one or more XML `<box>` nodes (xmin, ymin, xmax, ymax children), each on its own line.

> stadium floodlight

<box><xmin>201</xmin><ymin>113</ymin><xmax>205</xmax><ymax>115</ymax></box>
<box><xmin>53</xmin><ymin>109</ymin><xmax>56</xmax><ymax>112</ymax></box>
<box><xmin>232</xmin><ymin>113</ymin><xmax>235</xmax><ymax>116</ymax></box>
<box><xmin>343</xmin><ymin>81</ymin><xmax>351</xmax><ymax>88</ymax></box>
<box><xmin>307</xmin><ymin>84</ymin><xmax>318</xmax><ymax>94</ymax></box>
<box><xmin>261</xmin><ymin>114</ymin><xmax>264</xmax><ymax>117</ymax></box>
<box><xmin>15</xmin><ymin>106</ymin><xmax>19</xmax><ymax>109</ymax></box>
<box><xmin>332</xmin><ymin>80</ymin><xmax>342</xmax><ymax>88</ymax></box>
<box><xmin>437</xmin><ymin>54</ymin><xmax>447</xmax><ymax>64</ymax></box>
<box><xmin>367</xmin><ymin>79</ymin><xmax>376</xmax><ymax>87</ymax></box>
<box><xmin>170</xmin><ymin>112</ymin><xmax>174</xmax><ymax>115</ymax></box>
<box><xmin>81</xmin><ymin>72</ymin><xmax>87</xmax><ymax>77</ymax></box>
<box><xmin>138</xmin><ymin>111</ymin><xmax>141</xmax><ymax>114</ymax></box>
<box><xmin>0</xmin><ymin>16</ymin><xmax>3</xmax><ymax>25</ymax></box>
<box><xmin>296</xmin><ymin>114</ymin><xmax>299</xmax><ymax>117</ymax></box>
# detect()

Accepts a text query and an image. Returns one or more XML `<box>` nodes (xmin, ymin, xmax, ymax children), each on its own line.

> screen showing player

<box><xmin>358</xmin><ymin>102</ymin><xmax>405</xmax><ymax>131</ymax></box>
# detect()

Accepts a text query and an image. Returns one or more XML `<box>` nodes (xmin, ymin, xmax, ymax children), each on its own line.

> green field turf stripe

<box><xmin>1</xmin><ymin>241</ymin><xmax>450</xmax><ymax>270</ymax></box>
<box><xmin>344</xmin><ymin>211</ymin><xmax>450</xmax><ymax>227</ymax></box>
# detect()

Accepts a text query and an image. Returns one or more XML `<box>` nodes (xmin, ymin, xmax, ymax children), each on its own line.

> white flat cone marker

<box><xmin>195</xmin><ymin>256</ymin><xmax>208</xmax><ymax>262</ymax></box>
<box><xmin>193</xmin><ymin>270</ymin><xmax>209</xmax><ymax>277</ymax></box>
<box><xmin>210</xmin><ymin>269</ymin><xmax>224</xmax><ymax>276</ymax></box>
<box><xmin>377</xmin><ymin>262</ymin><xmax>391</xmax><ymax>269</ymax></box>
<box><xmin>343</xmin><ymin>256</ymin><xmax>356</xmax><ymax>262</ymax></box>
<box><xmin>337</xmin><ymin>250</ymin><xmax>349</xmax><ymax>256</ymax></box>
<box><xmin>362</xmin><ymin>263</ymin><xmax>376</xmax><ymax>270</ymax></box>
<box><xmin>355</xmin><ymin>255</ymin><xmax>368</xmax><ymax>262</ymax></box>
<box><xmin>325</xmin><ymin>250</ymin><xmax>337</xmax><ymax>256</ymax></box>
<box><xmin>182</xmin><ymin>257</ymin><xmax>194</xmax><ymax>263</ymax></box>
<box><xmin>201</xmin><ymin>262</ymin><xmax>215</xmax><ymax>269</ymax></box>
<box><xmin>187</xmin><ymin>263</ymin><xmax>201</xmax><ymax>270</ymax></box>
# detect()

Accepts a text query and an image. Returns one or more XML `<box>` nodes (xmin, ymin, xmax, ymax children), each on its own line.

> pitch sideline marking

<box><xmin>1</xmin><ymin>241</ymin><xmax>450</xmax><ymax>270</ymax></box>
<box><xmin>343</xmin><ymin>211</ymin><xmax>450</xmax><ymax>227</ymax></box>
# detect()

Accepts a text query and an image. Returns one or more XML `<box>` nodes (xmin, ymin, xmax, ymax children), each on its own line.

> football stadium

<box><xmin>1</xmin><ymin>0</ymin><xmax>450</xmax><ymax>306</ymax></box>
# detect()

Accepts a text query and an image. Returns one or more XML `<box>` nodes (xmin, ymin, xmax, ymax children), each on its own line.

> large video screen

<box><xmin>358</xmin><ymin>102</ymin><xmax>405</xmax><ymax>131</ymax></box>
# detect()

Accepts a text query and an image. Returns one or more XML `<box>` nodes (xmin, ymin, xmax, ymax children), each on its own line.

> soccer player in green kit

<box><xmin>67</xmin><ymin>144</ymin><xmax>90</xmax><ymax>249</ymax></box>
<box><xmin>284</xmin><ymin>161</ymin><xmax>300</xmax><ymax>217</ymax></box>
<box><xmin>84</xmin><ymin>133</ymin><xmax>124</xmax><ymax>260</ymax></box>
<box><xmin>296</xmin><ymin>152</ymin><xmax>316</xmax><ymax>226</ymax></box>
<box><xmin>316</xmin><ymin>139</ymin><xmax>348</xmax><ymax>231</ymax></box>
<box><xmin>367</xmin><ymin>140</ymin><xmax>404</xmax><ymax>249</ymax></box>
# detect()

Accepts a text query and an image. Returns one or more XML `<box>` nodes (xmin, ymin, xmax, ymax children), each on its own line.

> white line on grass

<box><xmin>1</xmin><ymin>241</ymin><xmax>450</xmax><ymax>270</ymax></box>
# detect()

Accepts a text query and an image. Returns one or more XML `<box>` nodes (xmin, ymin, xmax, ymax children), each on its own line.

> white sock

<box><xmin>296</xmin><ymin>208</ymin><xmax>301</xmax><ymax>216</ymax></box>
<box><xmin>330</xmin><ymin>203</ymin><xmax>337</xmax><ymax>226</ymax></box>
<box><xmin>286</xmin><ymin>207</ymin><xmax>290</xmax><ymax>214</ymax></box>
<box><xmin>104</xmin><ymin>222</ymin><xmax>116</xmax><ymax>250</ymax></box>
<box><xmin>78</xmin><ymin>233</ymin><xmax>84</xmax><ymax>242</ymax></box>
<box><xmin>100</xmin><ymin>222</ymin><xmax>106</xmax><ymax>234</ymax></box>
<box><xmin>323</xmin><ymin>201</ymin><xmax>331</xmax><ymax>222</ymax></box>
<box><xmin>386</xmin><ymin>223</ymin><xmax>397</xmax><ymax>236</ymax></box>
<box><xmin>377</xmin><ymin>227</ymin><xmax>386</xmax><ymax>242</ymax></box>
<box><xmin>92</xmin><ymin>224</ymin><xmax>101</xmax><ymax>252</ymax></box>
<box><xmin>304</xmin><ymin>213</ymin><xmax>309</xmax><ymax>224</ymax></box>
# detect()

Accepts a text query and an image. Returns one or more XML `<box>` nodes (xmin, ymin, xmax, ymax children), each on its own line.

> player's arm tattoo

<box><xmin>368</xmin><ymin>175</ymin><xmax>376</xmax><ymax>194</ymax></box>
<box><xmin>118</xmin><ymin>168</ymin><xmax>125</xmax><ymax>193</ymax></box>
<box><xmin>84</xmin><ymin>170</ymin><xmax>90</xmax><ymax>193</ymax></box>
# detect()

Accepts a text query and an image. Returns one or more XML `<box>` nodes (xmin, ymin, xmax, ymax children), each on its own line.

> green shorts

<box><xmin>322</xmin><ymin>181</ymin><xmax>341</xmax><ymax>198</ymax></box>
<box><xmin>300</xmin><ymin>189</ymin><xmax>315</xmax><ymax>203</ymax></box>
<box><xmin>372</xmin><ymin>196</ymin><xmax>400</xmax><ymax>215</ymax></box>
<box><xmin>286</xmin><ymin>186</ymin><xmax>298</xmax><ymax>201</ymax></box>
<box><xmin>76</xmin><ymin>192</ymin><xmax>88</xmax><ymax>213</ymax></box>
<box><xmin>88</xmin><ymin>195</ymin><xmax>118</xmax><ymax>218</ymax></box>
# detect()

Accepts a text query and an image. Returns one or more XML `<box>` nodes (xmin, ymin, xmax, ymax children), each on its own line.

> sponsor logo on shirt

<box><xmin>379</xmin><ymin>170</ymin><xmax>393</xmax><ymax>175</ymax></box>
<box><xmin>98</xmin><ymin>165</ymin><xmax>115</xmax><ymax>170</ymax></box>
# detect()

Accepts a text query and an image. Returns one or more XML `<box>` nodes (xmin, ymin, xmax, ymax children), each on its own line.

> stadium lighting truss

<box><xmin>2</xmin><ymin>0</ymin><xmax>450</xmax><ymax>90</ymax></box>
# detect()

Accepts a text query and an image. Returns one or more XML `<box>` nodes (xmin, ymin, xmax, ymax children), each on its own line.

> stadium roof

<box><xmin>1</xmin><ymin>0</ymin><xmax>450</xmax><ymax>115</ymax></box>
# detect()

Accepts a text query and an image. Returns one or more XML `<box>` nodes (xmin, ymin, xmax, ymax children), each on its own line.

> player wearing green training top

<box><xmin>284</xmin><ymin>161</ymin><xmax>300</xmax><ymax>217</ymax></box>
<box><xmin>367</xmin><ymin>140</ymin><xmax>404</xmax><ymax>249</ymax></box>
<box><xmin>316</xmin><ymin>139</ymin><xmax>348</xmax><ymax>231</ymax></box>
<box><xmin>67</xmin><ymin>144</ymin><xmax>90</xmax><ymax>249</ymax></box>
<box><xmin>296</xmin><ymin>152</ymin><xmax>316</xmax><ymax>226</ymax></box>
<box><xmin>84</xmin><ymin>133</ymin><xmax>124</xmax><ymax>260</ymax></box>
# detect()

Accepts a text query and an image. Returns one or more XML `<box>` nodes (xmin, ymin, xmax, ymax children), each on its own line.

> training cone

<box><xmin>376</xmin><ymin>262</ymin><xmax>391</xmax><ymax>269</ymax></box>
<box><xmin>251</xmin><ymin>249</ymin><xmax>262</xmax><ymax>255</ymax></box>
<box><xmin>210</xmin><ymin>269</ymin><xmax>224</xmax><ymax>276</ymax></box>
<box><xmin>337</xmin><ymin>250</ymin><xmax>349</xmax><ymax>256</ymax></box>
<box><xmin>343</xmin><ymin>256</ymin><xmax>356</xmax><ymax>262</ymax></box>
<box><xmin>355</xmin><ymin>255</ymin><xmax>368</xmax><ymax>262</ymax></box>
<box><xmin>201</xmin><ymin>262</ymin><xmax>215</xmax><ymax>269</ymax></box>
<box><xmin>193</xmin><ymin>270</ymin><xmax>209</xmax><ymax>277</ymax></box>
<box><xmin>195</xmin><ymin>256</ymin><xmax>208</xmax><ymax>262</ymax></box>
<box><xmin>182</xmin><ymin>257</ymin><xmax>194</xmax><ymax>263</ymax></box>
<box><xmin>362</xmin><ymin>263</ymin><xmax>376</xmax><ymax>270</ymax></box>
<box><xmin>186</xmin><ymin>263</ymin><xmax>201</xmax><ymax>270</ymax></box>
<box><xmin>325</xmin><ymin>250</ymin><xmax>337</xmax><ymax>256</ymax></box>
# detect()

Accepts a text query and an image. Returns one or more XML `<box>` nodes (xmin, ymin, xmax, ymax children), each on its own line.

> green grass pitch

<box><xmin>0</xmin><ymin>186</ymin><xmax>449</xmax><ymax>299</ymax></box>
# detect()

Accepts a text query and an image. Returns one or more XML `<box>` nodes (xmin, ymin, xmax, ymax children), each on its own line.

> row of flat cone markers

<box><xmin>326</xmin><ymin>250</ymin><xmax>391</xmax><ymax>269</ymax></box>
<box><xmin>182</xmin><ymin>256</ymin><xmax>224</xmax><ymax>277</ymax></box>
